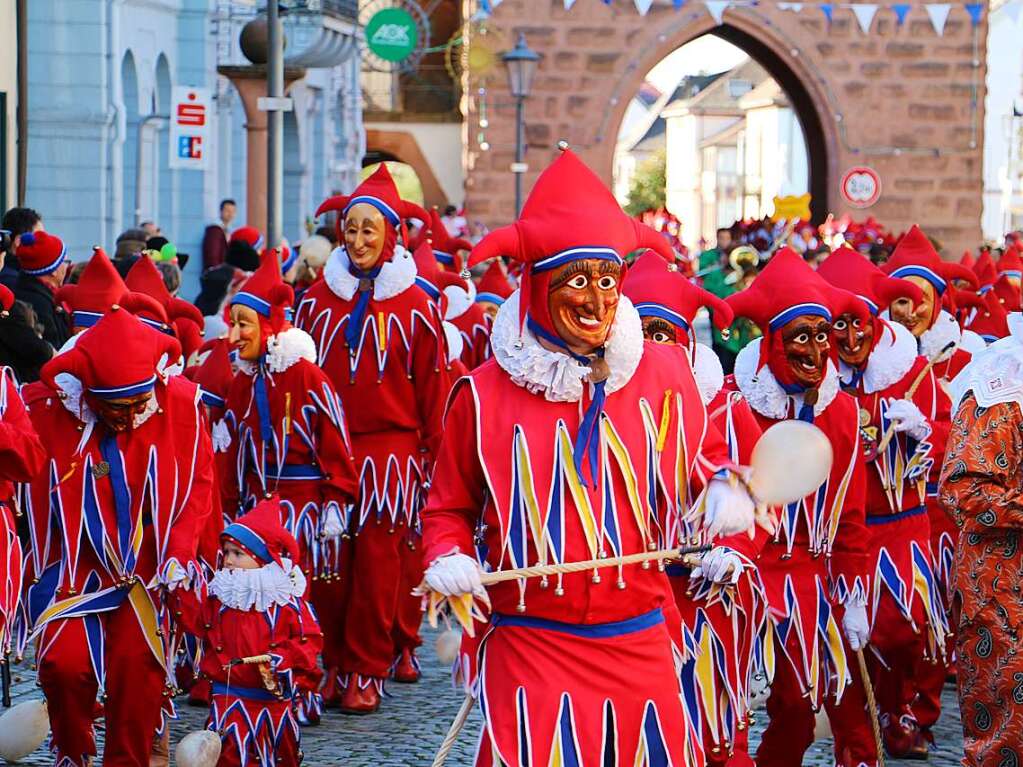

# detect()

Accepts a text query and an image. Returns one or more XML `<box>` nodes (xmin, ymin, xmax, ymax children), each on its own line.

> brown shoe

<box><xmin>393</xmin><ymin>649</ymin><xmax>420</xmax><ymax>683</ymax></box>
<box><xmin>340</xmin><ymin>677</ymin><xmax>380</xmax><ymax>715</ymax></box>
<box><xmin>882</xmin><ymin>718</ymin><xmax>915</xmax><ymax>758</ymax></box>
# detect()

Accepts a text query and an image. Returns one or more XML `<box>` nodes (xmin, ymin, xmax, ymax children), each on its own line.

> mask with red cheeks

<box><xmin>87</xmin><ymin>392</ymin><xmax>154</xmax><ymax>433</ymax></box>
<box><xmin>546</xmin><ymin>259</ymin><xmax>623</xmax><ymax>356</ymax></box>
<box><xmin>831</xmin><ymin>311</ymin><xmax>874</xmax><ymax>369</ymax></box>
<box><xmin>769</xmin><ymin>315</ymin><xmax>831</xmax><ymax>389</ymax></box>
<box><xmin>889</xmin><ymin>276</ymin><xmax>937</xmax><ymax>338</ymax></box>
<box><xmin>641</xmin><ymin>316</ymin><xmax>682</xmax><ymax>345</ymax></box>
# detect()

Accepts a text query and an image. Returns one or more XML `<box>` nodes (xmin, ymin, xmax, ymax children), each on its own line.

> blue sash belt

<box><xmin>265</xmin><ymin>463</ymin><xmax>324</xmax><ymax>481</ymax></box>
<box><xmin>491</xmin><ymin>607</ymin><xmax>663</xmax><ymax>639</ymax></box>
<box><xmin>212</xmin><ymin>682</ymin><xmax>280</xmax><ymax>702</ymax></box>
<box><xmin>866</xmin><ymin>504</ymin><xmax>927</xmax><ymax>526</ymax></box>
<box><xmin>664</xmin><ymin>563</ymin><xmax>692</xmax><ymax>578</ymax></box>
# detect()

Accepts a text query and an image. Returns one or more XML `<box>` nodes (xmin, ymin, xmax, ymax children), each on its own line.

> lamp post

<box><xmin>267</xmin><ymin>1</ymin><xmax>285</xmax><ymax>250</ymax></box>
<box><xmin>501</xmin><ymin>33</ymin><xmax>539</xmax><ymax>219</ymax></box>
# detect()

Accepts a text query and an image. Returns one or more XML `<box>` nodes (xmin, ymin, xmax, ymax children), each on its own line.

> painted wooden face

<box><xmin>780</xmin><ymin>315</ymin><xmax>831</xmax><ymax>389</ymax></box>
<box><xmin>92</xmin><ymin>392</ymin><xmax>153</xmax><ymax>433</ymax></box>
<box><xmin>831</xmin><ymin>311</ymin><xmax>873</xmax><ymax>369</ymax></box>
<box><xmin>343</xmin><ymin>203</ymin><xmax>387</xmax><ymax>272</ymax></box>
<box><xmin>641</xmin><ymin>316</ymin><xmax>679</xmax><ymax>345</ymax></box>
<box><xmin>229</xmin><ymin>304</ymin><xmax>262</xmax><ymax>362</ymax></box>
<box><xmin>547</xmin><ymin>259</ymin><xmax>622</xmax><ymax>355</ymax></box>
<box><xmin>889</xmin><ymin>276</ymin><xmax>936</xmax><ymax>338</ymax></box>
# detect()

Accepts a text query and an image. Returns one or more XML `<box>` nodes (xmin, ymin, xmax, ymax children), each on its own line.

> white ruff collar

<box><xmin>54</xmin><ymin>372</ymin><xmax>161</xmax><ymax>432</ymax></box>
<box><xmin>237</xmin><ymin>327</ymin><xmax>317</xmax><ymax>375</ymax></box>
<box><xmin>917</xmin><ymin>310</ymin><xmax>961</xmax><ymax>362</ymax></box>
<box><xmin>442</xmin><ymin>320</ymin><xmax>464</xmax><ymax>363</ymax></box>
<box><xmin>322</xmin><ymin>245</ymin><xmax>417</xmax><ymax>302</ymax></box>
<box><xmin>960</xmin><ymin>328</ymin><xmax>987</xmax><ymax>356</ymax></box>
<box><xmin>840</xmin><ymin>319</ymin><xmax>918</xmax><ymax>394</ymax></box>
<box><xmin>444</xmin><ymin>283</ymin><xmax>474</xmax><ymax>321</ymax></box>
<box><xmin>209</xmin><ymin>559</ymin><xmax>307</xmax><ymax>612</ymax></box>
<box><xmin>691</xmin><ymin>343</ymin><xmax>724</xmax><ymax>405</ymax></box>
<box><xmin>490</xmin><ymin>290</ymin><xmax>644</xmax><ymax>402</ymax></box>
<box><xmin>949</xmin><ymin>312</ymin><xmax>1023</xmax><ymax>410</ymax></box>
<box><xmin>734</xmin><ymin>337</ymin><xmax>840</xmax><ymax>420</ymax></box>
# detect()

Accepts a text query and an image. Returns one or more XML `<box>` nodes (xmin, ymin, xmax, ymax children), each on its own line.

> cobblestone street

<box><xmin>4</xmin><ymin>626</ymin><xmax>964</xmax><ymax>766</ymax></box>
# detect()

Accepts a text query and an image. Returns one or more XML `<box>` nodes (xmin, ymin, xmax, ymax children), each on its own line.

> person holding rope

<box><xmin>819</xmin><ymin>246</ymin><xmax>953</xmax><ymax>758</ymax></box>
<box><xmin>421</xmin><ymin>148</ymin><xmax>756</xmax><ymax>767</ymax></box>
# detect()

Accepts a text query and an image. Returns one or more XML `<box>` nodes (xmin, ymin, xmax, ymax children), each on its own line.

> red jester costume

<box><xmin>422</xmin><ymin>149</ymin><xmax>756</xmax><ymax>767</ymax></box>
<box><xmin>724</xmin><ymin>248</ymin><xmax>876</xmax><ymax>767</ymax></box>
<box><xmin>818</xmin><ymin>246</ymin><xmax>952</xmax><ymax>757</ymax></box>
<box><xmin>20</xmin><ymin>308</ymin><xmax>214</xmax><ymax>767</ymax></box>
<box><xmin>55</xmin><ymin>247</ymin><xmax>127</xmax><ymax>335</ymax></box>
<box><xmin>294</xmin><ymin>165</ymin><xmax>449</xmax><ymax>713</ymax></box>
<box><xmin>881</xmin><ymin>225</ymin><xmax>980</xmax><ymax>740</ymax></box>
<box><xmin>622</xmin><ymin>252</ymin><xmax>767</xmax><ymax>767</ymax></box>
<box><xmin>220</xmin><ymin>253</ymin><xmax>357</xmax><ymax>724</ymax></box>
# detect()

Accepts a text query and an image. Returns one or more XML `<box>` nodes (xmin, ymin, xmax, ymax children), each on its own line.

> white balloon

<box><xmin>435</xmin><ymin>628</ymin><xmax>462</xmax><ymax>666</ymax></box>
<box><xmin>749</xmin><ymin>420</ymin><xmax>833</xmax><ymax>506</ymax></box>
<box><xmin>175</xmin><ymin>730</ymin><xmax>222</xmax><ymax>767</ymax></box>
<box><xmin>0</xmin><ymin>700</ymin><xmax>50</xmax><ymax>761</ymax></box>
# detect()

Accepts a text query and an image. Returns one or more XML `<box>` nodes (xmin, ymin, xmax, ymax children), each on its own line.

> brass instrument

<box><xmin>726</xmin><ymin>245</ymin><xmax>761</xmax><ymax>288</ymax></box>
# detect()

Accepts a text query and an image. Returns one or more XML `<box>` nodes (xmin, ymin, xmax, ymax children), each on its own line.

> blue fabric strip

<box><xmin>252</xmin><ymin>369</ymin><xmax>273</xmax><ymax>444</ymax></box>
<box><xmin>414</xmin><ymin>276</ymin><xmax>441</xmax><ymax>301</ymax></box>
<box><xmin>926</xmin><ymin>482</ymin><xmax>939</xmax><ymax>497</ymax></box>
<box><xmin>99</xmin><ymin>435</ymin><xmax>132</xmax><ymax>564</ymax></box>
<box><xmin>222</xmin><ymin>523</ymin><xmax>274</xmax><ymax>564</ymax></box>
<box><xmin>231</xmin><ymin>291</ymin><xmax>272</xmax><ymax>317</ymax></box>
<box><xmin>265</xmin><ymin>463</ymin><xmax>324</xmax><ymax>480</ymax></box>
<box><xmin>433</xmin><ymin>250</ymin><xmax>455</xmax><ymax>265</ymax></box>
<box><xmin>779</xmin><ymin>381</ymin><xmax>816</xmax><ymax>423</ymax></box>
<box><xmin>21</xmin><ymin>245</ymin><xmax>68</xmax><ymax>276</ymax></box>
<box><xmin>633</xmin><ymin>303</ymin><xmax>691</xmax><ymax>333</ymax></box>
<box><xmin>344</xmin><ymin>263</ymin><xmax>382</xmax><ymax>350</ymax></box>
<box><xmin>199</xmin><ymin>389</ymin><xmax>226</xmax><ymax>409</ymax></box>
<box><xmin>854</xmin><ymin>294</ymin><xmax>879</xmax><ymax>316</ymax></box>
<box><xmin>475</xmin><ymin>292</ymin><xmax>506</xmax><ymax>305</ymax></box>
<box><xmin>889</xmin><ymin>265</ymin><xmax>947</xmax><ymax>295</ymax></box>
<box><xmin>768</xmin><ymin>303</ymin><xmax>831</xmax><ymax>331</ymax></box>
<box><xmin>532</xmin><ymin>247</ymin><xmax>623</xmax><ymax>274</ymax></box>
<box><xmin>211</xmin><ymin>682</ymin><xmax>279</xmax><ymax>702</ymax></box>
<box><xmin>88</xmin><ymin>375</ymin><xmax>157</xmax><ymax>399</ymax></box>
<box><xmin>866</xmin><ymin>504</ymin><xmax>927</xmax><ymax>526</ymax></box>
<box><xmin>664</xmin><ymin>563</ymin><xmax>692</xmax><ymax>578</ymax></box>
<box><xmin>343</xmin><ymin>195</ymin><xmax>400</xmax><ymax>226</ymax></box>
<box><xmin>72</xmin><ymin>311</ymin><xmax>104</xmax><ymax>327</ymax></box>
<box><xmin>492</xmin><ymin>607</ymin><xmax>663</xmax><ymax>638</ymax></box>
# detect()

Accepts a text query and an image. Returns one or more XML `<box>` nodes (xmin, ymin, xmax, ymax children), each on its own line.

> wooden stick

<box><xmin>223</xmin><ymin>654</ymin><xmax>272</xmax><ymax>669</ymax></box>
<box><xmin>855</xmin><ymin>649</ymin><xmax>886</xmax><ymax>767</ymax></box>
<box><xmin>477</xmin><ymin>544</ymin><xmax>711</xmax><ymax>586</ymax></box>
<box><xmin>431</xmin><ymin>694</ymin><xmax>476</xmax><ymax>767</ymax></box>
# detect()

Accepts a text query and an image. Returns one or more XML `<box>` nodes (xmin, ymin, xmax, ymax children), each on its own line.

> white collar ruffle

<box><xmin>949</xmin><ymin>311</ymin><xmax>1023</xmax><ymax>410</ymax></box>
<box><xmin>917</xmin><ymin>309</ymin><xmax>961</xmax><ymax>362</ymax></box>
<box><xmin>490</xmin><ymin>290</ymin><xmax>644</xmax><ymax>402</ymax></box>
<box><xmin>444</xmin><ymin>283</ymin><xmax>475</xmax><ymax>321</ymax></box>
<box><xmin>322</xmin><ymin>245</ymin><xmax>417</xmax><ymax>302</ymax></box>
<box><xmin>237</xmin><ymin>327</ymin><xmax>317</xmax><ymax>375</ymax></box>
<box><xmin>734</xmin><ymin>337</ymin><xmax>840</xmax><ymax>420</ymax></box>
<box><xmin>442</xmin><ymin>320</ymin><xmax>464</xmax><ymax>364</ymax></box>
<box><xmin>960</xmin><ymin>328</ymin><xmax>987</xmax><ymax>356</ymax></box>
<box><xmin>691</xmin><ymin>342</ymin><xmax>724</xmax><ymax>406</ymax></box>
<box><xmin>840</xmin><ymin>319</ymin><xmax>918</xmax><ymax>394</ymax></box>
<box><xmin>54</xmin><ymin>372</ymin><xmax>161</xmax><ymax>432</ymax></box>
<box><xmin>209</xmin><ymin>558</ymin><xmax>308</xmax><ymax>612</ymax></box>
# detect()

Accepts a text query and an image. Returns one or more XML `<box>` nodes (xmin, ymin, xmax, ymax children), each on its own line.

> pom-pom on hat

<box><xmin>56</xmin><ymin>246</ymin><xmax>127</xmax><ymax>328</ymax></box>
<box><xmin>475</xmin><ymin>261</ymin><xmax>514</xmax><ymax>307</ymax></box>
<box><xmin>428</xmin><ymin>208</ymin><xmax>473</xmax><ymax>272</ymax></box>
<box><xmin>817</xmin><ymin>245</ymin><xmax>923</xmax><ymax>316</ymax></box>
<box><xmin>40</xmin><ymin>306</ymin><xmax>180</xmax><ymax>400</ymax></box>
<box><xmin>222</xmin><ymin>495</ymin><xmax>299</xmax><ymax>566</ymax></box>
<box><xmin>230</xmin><ymin>248</ymin><xmax>295</xmax><ymax>336</ymax></box>
<box><xmin>882</xmin><ymin>224</ymin><xmax>978</xmax><ymax>296</ymax></box>
<box><xmin>0</xmin><ymin>284</ymin><xmax>13</xmax><ymax>317</ymax></box>
<box><xmin>621</xmin><ymin>250</ymin><xmax>734</xmax><ymax>350</ymax></box>
<box><xmin>16</xmin><ymin>231</ymin><xmax>67</xmax><ymax>276</ymax></box>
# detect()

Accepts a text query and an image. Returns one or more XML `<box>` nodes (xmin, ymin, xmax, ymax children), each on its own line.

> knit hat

<box><xmin>475</xmin><ymin>261</ymin><xmax>514</xmax><ymax>307</ymax></box>
<box><xmin>0</xmin><ymin>284</ymin><xmax>13</xmax><ymax>317</ymax></box>
<box><xmin>56</xmin><ymin>246</ymin><xmax>127</xmax><ymax>328</ymax></box>
<box><xmin>468</xmin><ymin>147</ymin><xmax>675</xmax><ymax>341</ymax></box>
<box><xmin>230</xmin><ymin>248</ymin><xmax>294</xmax><ymax>336</ymax></box>
<box><xmin>16</xmin><ymin>231</ymin><xmax>67</xmax><ymax>276</ymax></box>
<box><xmin>222</xmin><ymin>496</ymin><xmax>299</xmax><ymax>566</ymax></box>
<box><xmin>621</xmin><ymin>250</ymin><xmax>734</xmax><ymax>350</ymax></box>
<box><xmin>40</xmin><ymin>306</ymin><xmax>180</xmax><ymax>399</ymax></box>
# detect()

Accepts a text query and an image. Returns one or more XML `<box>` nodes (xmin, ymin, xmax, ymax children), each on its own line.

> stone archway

<box><xmin>364</xmin><ymin>129</ymin><xmax>449</xmax><ymax>209</ymax></box>
<box><xmin>464</xmin><ymin>0</ymin><xmax>986</xmax><ymax>255</ymax></box>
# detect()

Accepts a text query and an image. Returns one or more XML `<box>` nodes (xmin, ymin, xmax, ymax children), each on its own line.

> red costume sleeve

<box><xmin>272</xmin><ymin>599</ymin><xmax>325</xmax><ymax>694</ymax></box>
<box><xmin>306</xmin><ymin>369</ymin><xmax>358</xmax><ymax>506</ymax></box>
<box><xmin>0</xmin><ymin>375</ymin><xmax>45</xmax><ymax>483</ymax></box>
<box><xmin>412</xmin><ymin>305</ymin><xmax>452</xmax><ymax>463</ymax></box>
<box><xmin>219</xmin><ymin>411</ymin><xmax>242</xmax><ymax>518</ymax></box>
<box><xmin>828</xmin><ymin>435</ymin><xmax>871</xmax><ymax>605</ymax></box>
<box><xmin>166</xmin><ymin>415</ymin><xmax>216</xmax><ymax>572</ymax></box>
<box><xmin>914</xmin><ymin>366</ymin><xmax>952</xmax><ymax>461</ymax></box>
<box><xmin>939</xmin><ymin>394</ymin><xmax>1023</xmax><ymax>531</ymax></box>
<box><xmin>421</xmin><ymin>380</ymin><xmax>483</xmax><ymax>565</ymax></box>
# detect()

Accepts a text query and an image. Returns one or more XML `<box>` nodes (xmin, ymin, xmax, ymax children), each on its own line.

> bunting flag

<box><xmin>1007</xmin><ymin>0</ymin><xmax>1023</xmax><ymax>24</ymax></box>
<box><xmin>820</xmin><ymin>2</ymin><xmax>834</xmax><ymax>22</ymax></box>
<box><xmin>779</xmin><ymin>2</ymin><xmax>804</xmax><ymax>9</ymax></box>
<box><xmin>674</xmin><ymin>0</ymin><xmax>687</xmax><ymax>7</ymax></box>
<box><xmin>636</xmin><ymin>0</ymin><xmax>655</xmax><ymax>14</ymax></box>
<box><xmin>564</xmin><ymin>0</ymin><xmax>577</xmax><ymax>8</ymax></box>
<box><xmin>891</xmin><ymin>3</ymin><xmax>911</xmax><ymax>24</ymax></box>
<box><xmin>964</xmin><ymin>2</ymin><xmax>983</xmax><ymax>26</ymax></box>
<box><xmin>706</xmin><ymin>0</ymin><xmax>731</xmax><ymax>23</ymax></box>
<box><xmin>925</xmin><ymin>2</ymin><xmax>951</xmax><ymax>34</ymax></box>
<box><xmin>849</xmin><ymin>3</ymin><xmax>878</xmax><ymax>32</ymax></box>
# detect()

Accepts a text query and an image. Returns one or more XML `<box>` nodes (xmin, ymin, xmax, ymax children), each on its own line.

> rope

<box><xmin>431</xmin><ymin>694</ymin><xmax>476</xmax><ymax>767</ymax></box>
<box><xmin>855</xmin><ymin>648</ymin><xmax>886</xmax><ymax>767</ymax></box>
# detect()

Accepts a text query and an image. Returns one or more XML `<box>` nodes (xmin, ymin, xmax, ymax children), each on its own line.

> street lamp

<box><xmin>502</xmin><ymin>33</ymin><xmax>539</xmax><ymax>219</ymax></box>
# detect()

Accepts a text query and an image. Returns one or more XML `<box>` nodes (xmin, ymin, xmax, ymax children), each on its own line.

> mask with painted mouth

<box><xmin>776</xmin><ymin>315</ymin><xmax>831</xmax><ymax>389</ymax></box>
<box><xmin>888</xmin><ymin>275</ymin><xmax>936</xmax><ymax>338</ymax></box>
<box><xmin>343</xmin><ymin>203</ymin><xmax>389</xmax><ymax>272</ymax></box>
<box><xmin>229</xmin><ymin>303</ymin><xmax>263</xmax><ymax>362</ymax></box>
<box><xmin>831</xmin><ymin>311</ymin><xmax>873</xmax><ymax>368</ymax></box>
<box><xmin>547</xmin><ymin>258</ymin><xmax>622</xmax><ymax>357</ymax></box>
<box><xmin>90</xmin><ymin>391</ymin><xmax>154</xmax><ymax>433</ymax></box>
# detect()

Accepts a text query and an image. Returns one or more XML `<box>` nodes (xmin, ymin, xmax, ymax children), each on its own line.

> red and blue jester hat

<box><xmin>467</xmin><ymin>146</ymin><xmax>677</xmax><ymax>483</ymax></box>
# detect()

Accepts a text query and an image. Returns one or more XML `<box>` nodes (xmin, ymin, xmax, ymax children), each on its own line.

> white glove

<box><xmin>692</xmin><ymin>546</ymin><xmax>744</xmax><ymax>585</ymax></box>
<box><xmin>703</xmin><ymin>477</ymin><xmax>756</xmax><ymax>538</ymax></box>
<box><xmin>841</xmin><ymin>602</ymin><xmax>871</xmax><ymax>651</ymax></box>
<box><xmin>884</xmin><ymin>399</ymin><xmax>930</xmax><ymax>441</ymax></box>
<box><xmin>424</xmin><ymin>553</ymin><xmax>486</xmax><ymax>599</ymax></box>
<box><xmin>159</xmin><ymin>558</ymin><xmax>191</xmax><ymax>592</ymax></box>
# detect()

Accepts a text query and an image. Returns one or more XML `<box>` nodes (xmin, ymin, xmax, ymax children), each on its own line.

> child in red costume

<box><xmin>295</xmin><ymin>166</ymin><xmax>448</xmax><ymax>712</ymax></box>
<box><xmin>220</xmin><ymin>252</ymin><xmax>357</xmax><ymax>724</ymax></box>
<box><xmin>174</xmin><ymin>497</ymin><xmax>322</xmax><ymax>767</ymax></box>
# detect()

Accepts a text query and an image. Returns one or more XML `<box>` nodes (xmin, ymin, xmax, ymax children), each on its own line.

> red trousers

<box><xmin>309</xmin><ymin>576</ymin><xmax>345</xmax><ymax>672</ymax></box>
<box><xmin>37</xmin><ymin>602</ymin><xmax>168</xmax><ymax>767</ymax></box>
<box><xmin>756</xmin><ymin>637</ymin><xmax>877</xmax><ymax>767</ymax></box>
<box><xmin>393</xmin><ymin>532</ymin><xmax>424</xmax><ymax>655</ymax></box>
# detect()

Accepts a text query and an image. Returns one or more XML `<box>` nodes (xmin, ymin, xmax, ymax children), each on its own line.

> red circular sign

<box><xmin>840</xmin><ymin>166</ymin><xmax>881</xmax><ymax>208</ymax></box>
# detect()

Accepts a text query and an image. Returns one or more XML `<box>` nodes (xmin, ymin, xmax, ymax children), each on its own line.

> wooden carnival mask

<box><xmin>831</xmin><ymin>311</ymin><xmax>873</xmax><ymax>369</ymax></box>
<box><xmin>889</xmin><ymin>276</ymin><xmax>936</xmax><ymax>338</ymax></box>
<box><xmin>343</xmin><ymin>202</ymin><xmax>388</xmax><ymax>272</ymax></box>
<box><xmin>641</xmin><ymin>316</ymin><xmax>679</xmax><ymax>345</ymax></box>
<box><xmin>780</xmin><ymin>314</ymin><xmax>831</xmax><ymax>389</ymax></box>
<box><xmin>547</xmin><ymin>258</ymin><xmax>622</xmax><ymax>356</ymax></box>
<box><xmin>229</xmin><ymin>303</ymin><xmax>263</xmax><ymax>362</ymax></box>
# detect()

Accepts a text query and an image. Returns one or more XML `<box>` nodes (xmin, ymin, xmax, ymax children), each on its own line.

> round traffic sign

<box><xmin>840</xmin><ymin>166</ymin><xmax>881</xmax><ymax>208</ymax></box>
<box><xmin>366</xmin><ymin>8</ymin><xmax>419</xmax><ymax>63</ymax></box>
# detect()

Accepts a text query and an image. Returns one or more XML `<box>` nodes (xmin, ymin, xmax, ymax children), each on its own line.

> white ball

<box><xmin>749</xmin><ymin>420</ymin><xmax>833</xmax><ymax>506</ymax></box>
<box><xmin>0</xmin><ymin>700</ymin><xmax>50</xmax><ymax>761</ymax></box>
<box><xmin>175</xmin><ymin>730</ymin><xmax>222</xmax><ymax>767</ymax></box>
<box><xmin>435</xmin><ymin>628</ymin><xmax>462</xmax><ymax>666</ymax></box>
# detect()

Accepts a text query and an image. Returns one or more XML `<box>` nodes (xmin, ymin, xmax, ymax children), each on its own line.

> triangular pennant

<box><xmin>820</xmin><ymin>3</ymin><xmax>834</xmax><ymax>22</ymax></box>
<box><xmin>564</xmin><ymin>0</ymin><xmax>577</xmax><ymax>8</ymax></box>
<box><xmin>1007</xmin><ymin>0</ymin><xmax>1023</xmax><ymax>24</ymax></box>
<box><xmin>925</xmin><ymin>3</ymin><xmax>951</xmax><ymax>35</ymax></box>
<box><xmin>674</xmin><ymin>0</ymin><xmax>687</xmax><ymax>7</ymax></box>
<box><xmin>964</xmin><ymin>2</ymin><xmax>983</xmax><ymax>26</ymax></box>
<box><xmin>706</xmin><ymin>0</ymin><xmax>730</xmax><ymax>24</ymax></box>
<box><xmin>778</xmin><ymin>2</ymin><xmax>804</xmax><ymax>10</ymax></box>
<box><xmin>891</xmin><ymin>3</ymin><xmax>911</xmax><ymax>24</ymax></box>
<box><xmin>635</xmin><ymin>0</ymin><xmax>655</xmax><ymax>13</ymax></box>
<box><xmin>849</xmin><ymin>3</ymin><xmax>878</xmax><ymax>33</ymax></box>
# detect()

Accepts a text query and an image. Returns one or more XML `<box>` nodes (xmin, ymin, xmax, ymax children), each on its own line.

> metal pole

<box><xmin>514</xmin><ymin>95</ymin><xmax>524</xmax><ymax>219</ymax></box>
<box><xmin>267</xmin><ymin>1</ymin><xmax>284</xmax><ymax>249</ymax></box>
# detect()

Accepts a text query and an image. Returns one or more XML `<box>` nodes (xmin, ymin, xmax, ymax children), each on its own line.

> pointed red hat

<box><xmin>16</xmin><ymin>230</ymin><xmax>67</xmax><ymax>276</ymax></box>
<box><xmin>817</xmin><ymin>245</ymin><xmax>923</xmax><ymax>315</ymax></box>
<box><xmin>882</xmin><ymin>224</ymin><xmax>978</xmax><ymax>295</ymax></box>
<box><xmin>189</xmin><ymin>339</ymin><xmax>234</xmax><ymax>410</ymax></box>
<box><xmin>476</xmin><ymin>261</ymin><xmax>514</xmax><ymax>306</ymax></box>
<box><xmin>125</xmin><ymin>255</ymin><xmax>173</xmax><ymax>306</ymax></box>
<box><xmin>998</xmin><ymin>247</ymin><xmax>1023</xmax><ymax>280</ymax></box>
<box><xmin>973</xmin><ymin>251</ymin><xmax>998</xmax><ymax>291</ymax></box>
<box><xmin>622</xmin><ymin>250</ymin><xmax>734</xmax><ymax>348</ymax></box>
<box><xmin>40</xmin><ymin>306</ymin><xmax>180</xmax><ymax>399</ymax></box>
<box><xmin>230</xmin><ymin>247</ymin><xmax>294</xmax><ymax>335</ymax></box>
<box><xmin>960</xmin><ymin>249</ymin><xmax>976</xmax><ymax>269</ymax></box>
<box><xmin>315</xmin><ymin>164</ymin><xmax>431</xmax><ymax>256</ymax></box>
<box><xmin>469</xmin><ymin>148</ymin><xmax>675</xmax><ymax>339</ymax></box>
<box><xmin>56</xmin><ymin>246</ymin><xmax>127</xmax><ymax>328</ymax></box>
<box><xmin>428</xmin><ymin>208</ymin><xmax>473</xmax><ymax>272</ymax></box>
<box><xmin>967</xmin><ymin>289</ymin><xmax>1009</xmax><ymax>342</ymax></box>
<box><xmin>994</xmin><ymin>273</ymin><xmax>1022</xmax><ymax>312</ymax></box>
<box><xmin>222</xmin><ymin>495</ymin><xmax>299</xmax><ymax>565</ymax></box>
<box><xmin>118</xmin><ymin>291</ymin><xmax>171</xmax><ymax>334</ymax></box>
<box><xmin>412</xmin><ymin>239</ymin><xmax>443</xmax><ymax>304</ymax></box>
<box><xmin>0</xmin><ymin>284</ymin><xmax>13</xmax><ymax>316</ymax></box>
